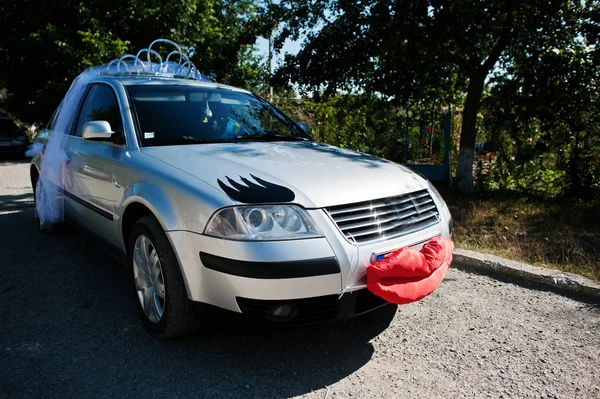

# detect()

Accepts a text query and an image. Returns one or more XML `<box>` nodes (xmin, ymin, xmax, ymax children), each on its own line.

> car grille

<box><xmin>325</xmin><ymin>189</ymin><xmax>439</xmax><ymax>245</ymax></box>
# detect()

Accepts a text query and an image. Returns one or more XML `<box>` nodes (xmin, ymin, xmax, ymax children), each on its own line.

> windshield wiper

<box><xmin>234</xmin><ymin>132</ymin><xmax>307</xmax><ymax>142</ymax></box>
<box><xmin>149</xmin><ymin>137</ymin><xmax>226</xmax><ymax>146</ymax></box>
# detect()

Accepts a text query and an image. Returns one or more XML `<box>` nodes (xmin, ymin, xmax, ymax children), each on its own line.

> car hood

<box><xmin>141</xmin><ymin>141</ymin><xmax>428</xmax><ymax>208</ymax></box>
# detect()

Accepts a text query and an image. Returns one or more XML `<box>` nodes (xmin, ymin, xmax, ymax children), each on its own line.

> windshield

<box><xmin>126</xmin><ymin>85</ymin><xmax>311</xmax><ymax>146</ymax></box>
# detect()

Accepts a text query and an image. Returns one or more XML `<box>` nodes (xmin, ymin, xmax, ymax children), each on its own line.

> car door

<box><xmin>63</xmin><ymin>83</ymin><xmax>125</xmax><ymax>247</ymax></box>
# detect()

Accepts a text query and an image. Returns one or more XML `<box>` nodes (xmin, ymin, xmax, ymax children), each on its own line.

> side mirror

<box><xmin>82</xmin><ymin>121</ymin><xmax>113</xmax><ymax>140</ymax></box>
<box><xmin>297</xmin><ymin>121</ymin><xmax>312</xmax><ymax>136</ymax></box>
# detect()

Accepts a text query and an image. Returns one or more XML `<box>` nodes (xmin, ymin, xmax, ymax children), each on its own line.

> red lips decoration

<box><xmin>366</xmin><ymin>236</ymin><xmax>454</xmax><ymax>305</ymax></box>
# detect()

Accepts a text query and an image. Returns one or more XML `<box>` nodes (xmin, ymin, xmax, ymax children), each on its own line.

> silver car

<box><xmin>30</xmin><ymin>62</ymin><xmax>452</xmax><ymax>338</ymax></box>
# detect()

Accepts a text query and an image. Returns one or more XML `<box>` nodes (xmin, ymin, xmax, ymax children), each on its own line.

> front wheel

<box><xmin>128</xmin><ymin>216</ymin><xmax>197</xmax><ymax>339</ymax></box>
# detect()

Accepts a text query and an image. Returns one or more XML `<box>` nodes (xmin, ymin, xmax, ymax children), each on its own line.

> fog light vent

<box><xmin>236</xmin><ymin>295</ymin><xmax>340</xmax><ymax>326</ymax></box>
<box><xmin>268</xmin><ymin>304</ymin><xmax>298</xmax><ymax>321</ymax></box>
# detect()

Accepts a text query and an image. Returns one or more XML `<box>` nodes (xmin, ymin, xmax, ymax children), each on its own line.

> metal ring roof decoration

<box><xmin>102</xmin><ymin>39</ymin><xmax>211</xmax><ymax>82</ymax></box>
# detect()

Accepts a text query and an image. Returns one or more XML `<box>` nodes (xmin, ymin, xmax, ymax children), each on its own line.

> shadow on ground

<box><xmin>0</xmin><ymin>193</ymin><xmax>33</xmax><ymax>210</ymax></box>
<box><xmin>0</xmin><ymin>155</ymin><xmax>30</xmax><ymax>165</ymax></box>
<box><xmin>0</xmin><ymin>208</ymin><xmax>394</xmax><ymax>398</ymax></box>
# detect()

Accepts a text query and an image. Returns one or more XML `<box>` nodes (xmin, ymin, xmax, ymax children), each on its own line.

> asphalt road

<box><xmin>1</xmin><ymin>158</ymin><xmax>599</xmax><ymax>398</ymax></box>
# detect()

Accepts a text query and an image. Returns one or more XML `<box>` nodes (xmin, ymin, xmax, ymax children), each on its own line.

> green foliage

<box><xmin>479</xmin><ymin>153</ymin><xmax>570</xmax><ymax>198</ymax></box>
<box><xmin>2</xmin><ymin>0</ymin><xmax>598</xmax><ymax>199</ymax></box>
<box><xmin>275</xmin><ymin>94</ymin><xmax>454</xmax><ymax>168</ymax></box>
<box><xmin>276</xmin><ymin>95</ymin><xmax>406</xmax><ymax>162</ymax></box>
<box><xmin>0</xmin><ymin>0</ymin><xmax>270</xmax><ymax>124</ymax></box>
<box><xmin>268</xmin><ymin>0</ymin><xmax>595</xmax><ymax>193</ymax></box>
<box><xmin>404</xmin><ymin>109</ymin><xmax>448</xmax><ymax>165</ymax></box>
<box><xmin>478</xmin><ymin>0</ymin><xmax>600</xmax><ymax>198</ymax></box>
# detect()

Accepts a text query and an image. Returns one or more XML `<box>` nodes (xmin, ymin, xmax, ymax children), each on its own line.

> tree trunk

<box><xmin>455</xmin><ymin>71</ymin><xmax>486</xmax><ymax>193</ymax></box>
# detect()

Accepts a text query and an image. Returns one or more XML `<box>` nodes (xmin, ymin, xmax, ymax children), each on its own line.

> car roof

<box><xmin>94</xmin><ymin>74</ymin><xmax>251</xmax><ymax>94</ymax></box>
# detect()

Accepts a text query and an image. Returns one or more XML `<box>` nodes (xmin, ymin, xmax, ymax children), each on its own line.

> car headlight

<box><xmin>427</xmin><ymin>181</ymin><xmax>453</xmax><ymax>236</ymax></box>
<box><xmin>204</xmin><ymin>205</ymin><xmax>323</xmax><ymax>241</ymax></box>
<box><xmin>428</xmin><ymin>181</ymin><xmax>445</xmax><ymax>206</ymax></box>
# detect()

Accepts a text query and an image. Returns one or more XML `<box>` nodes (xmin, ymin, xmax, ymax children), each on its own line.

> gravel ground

<box><xmin>0</xmin><ymin>158</ymin><xmax>33</xmax><ymax>211</ymax></box>
<box><xmin>1</xmin><ymin>159</ymin><xmax>599</xmax><ymax>398</ymax></box>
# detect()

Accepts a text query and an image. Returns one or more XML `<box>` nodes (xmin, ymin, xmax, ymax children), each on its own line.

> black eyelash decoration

<box><xmin>217</xmin><ymin>174</ymin><xmax>296</xmax><ymax>204</ymax></box>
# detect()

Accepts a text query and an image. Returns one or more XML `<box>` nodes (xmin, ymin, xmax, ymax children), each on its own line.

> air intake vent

<box><xmin>326</xmin><ymin>189</ymin><xmax>439</xmax><ymax>245</ymax></box>
<box><xmin>236</xmin><ymin>295</ymin><xmax>340</xmax><ymax>327</ymax></box>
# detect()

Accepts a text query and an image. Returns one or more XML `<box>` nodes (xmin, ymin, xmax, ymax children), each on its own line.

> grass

<box><xmin>439</xmin><ymin>189</ymin><xmax>600</xmax><ymax>282</ymax></box>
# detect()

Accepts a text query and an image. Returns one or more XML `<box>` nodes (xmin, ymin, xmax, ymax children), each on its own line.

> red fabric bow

<box><xmin>366</xmin><ymin>236</ymin><xmax>454</xmax><ymax>305</ymax></box>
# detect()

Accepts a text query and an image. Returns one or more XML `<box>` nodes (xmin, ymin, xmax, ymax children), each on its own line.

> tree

<box><xmin>483</xmin><ymin>1</ymin><xmax>600</xmax><ymax>195</ymax></box>
<box><xmin>0</xmin><ymin>0</ymin><xmax>269</xmax><ymax>124</ymax></box>
<box><xmin>268</xmin><ymin>0</ymin><xmax>586</xmax><ymax>192</ymax></box>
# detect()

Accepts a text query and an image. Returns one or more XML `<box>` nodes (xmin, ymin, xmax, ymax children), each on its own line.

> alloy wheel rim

<box><xmin>133</xmin><ymin>235</ymin><xmax>166</xmax><ymax>323</ymax></box>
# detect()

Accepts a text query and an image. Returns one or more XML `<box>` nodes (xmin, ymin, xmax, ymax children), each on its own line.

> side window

<box><xmin>74</xmin><ymin>84</ymin><xmax>124</xmax><ymax>138</ymax></box>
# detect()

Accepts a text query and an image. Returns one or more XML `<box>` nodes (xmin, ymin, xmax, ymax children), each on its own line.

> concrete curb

<box><xmin>452</xmin><ymin>248</ymin><xmax>600</xmax><ymax>302</ymax></box>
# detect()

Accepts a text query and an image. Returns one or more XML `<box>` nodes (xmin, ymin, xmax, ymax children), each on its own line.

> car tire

<box><xmin>128</xmin><ymin>215</ymin><xmax>197</xmax><ymax>339</ymax></box>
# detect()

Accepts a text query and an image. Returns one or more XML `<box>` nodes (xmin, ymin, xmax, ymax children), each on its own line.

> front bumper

<box><xmin>167</xmin><ymin>203</ymin><xmax>451</xmax><ymax>320</ymax></box>
<box><xmin>189</xmin><ymin>288</ymin><xmax>393</xmax><ymax>327</ymax></box>
<box><xmin>167</xmin><ymin>231</ymin><xmax>343</xmax><ymax>311</ymax></box>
